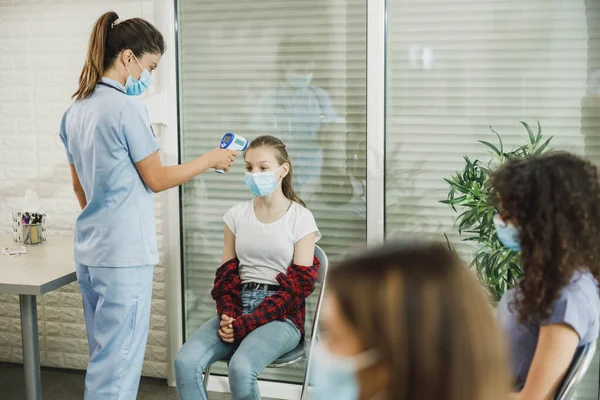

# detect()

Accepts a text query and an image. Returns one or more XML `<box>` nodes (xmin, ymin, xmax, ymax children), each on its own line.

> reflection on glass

<box><xmin>178</xmin><ymin>0</ymin><xmax>367</xmax><ymax>384</ymax></box>
<box><xmin>583</xmin><ymin>0</ymin><xmax>600</xmax><ymax>167</ymax></box>
<box><xmin>583</xmin><ymin>68</ymin><xmax>600</xmax><ymax>165</ymax></box>
<box><xmin>301</xmin><ymin>122</ymin><xmax>366</xmax><ymax>220</ymax></box>
<box><xmin>250</xmin><ymin>36</ymin><xmax>336</xmax><ymax>190</ymax></box>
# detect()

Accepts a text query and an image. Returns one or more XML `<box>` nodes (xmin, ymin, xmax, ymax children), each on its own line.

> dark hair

<box><xmin>492</xmin><ymin>152</ymin><xmax>600</xmax><ymax>323</ymax></box>
<box><xmin>328</xmin><ymin>241</ymin><xmax>510</xmax><ymax>400</ymax></box>
<box><xmin>245</xmin><ymin>135</ymin><xmax>305</xmax><ymax>207</ymax></box>
<box><xmin>73</xmin><ymin>11</ymin><xmax>166</xmax><ymax>101</ymax></box>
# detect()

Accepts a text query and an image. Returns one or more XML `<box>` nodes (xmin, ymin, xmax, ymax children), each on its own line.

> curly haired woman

<box><xmin>492</xmin><ymin>152</ymin><xmax>600</xmax><ymax>400</ymax></box>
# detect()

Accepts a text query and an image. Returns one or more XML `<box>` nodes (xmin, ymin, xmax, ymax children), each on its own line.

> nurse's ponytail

<box><xmin>74</xmin><ymin>12</ymin><xmax>118</xmax><ymax>101</ymax></box>
<box><xmin>73</xmin><ymin>11</ymin><xmax>165</xmax><ymax>101</ymax></box>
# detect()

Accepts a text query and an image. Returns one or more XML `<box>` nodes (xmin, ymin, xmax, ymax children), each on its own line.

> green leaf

<box><xmin>521</xmin><ymin>121</ymin><xmax>535</xmax><ymax>144</ymax></box>
<box><xmin>444</xmin><ymin>178</ymin><xmax>470</xmax><ymax>194</ymax></box>
<box><xmin>440</xmin><ymin>195</ymin><xmax>468</xmax><ymax>205</ymax></box>
<box><xmin>443</xmin><ymin>233</ymin><xmax>459</xmax><ymax>257</ymax></box>
<box><xmin>462</xmin><ymin>236</ymin><xmax>485</xmax><ymax>242</ymax></box>
<box><xmin>458</xmin><ymin>212</ymin><xmax>477</xmax><ymax>234</ymax></box>
<box><xmin>489</xmin><ymin>126</ymin><xmax>504</xmax><ymax>154</ymax></box>
<box><xmin>478</xmin><ymin>140</ymin><xmax>501</xmax><ymax>156</ymax></box>
<box><xmin>534</xmin><ymin>136</ymin><xmax>553</xmax><ymax>155</ymax></box>
<box><xmin>536</xmin><ymin>120</ymin><xmax>542</xmax><ymax>142</ymax></box>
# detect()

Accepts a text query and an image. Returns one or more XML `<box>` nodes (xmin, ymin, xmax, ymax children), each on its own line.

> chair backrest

<box><xmin>310</xmin><ymin>245</ymin><xmax>328</xmax><ymax>340</ymax></box>
<box><xmin>314</xmin><ymin>245</ymin><xmax>329</xmax><ymax>284</ymax></box>
<box><xmin>554</xmin><ymin>341</ymin><xmax>597</xmax><ymax>400</ymax></box>
<box><xmin>301</xmin><ymin>246</ymin><xmax>329</xmax><ymax>384</ymax></box>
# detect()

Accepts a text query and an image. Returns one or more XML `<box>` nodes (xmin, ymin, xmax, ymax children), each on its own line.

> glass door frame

<box><xmin>366</xmin><ymin>0</ymin><xmax>387</xmax><ymax>245</ymax></box>
<box><xmin>166</xmin><ymin>0</ymin><xmax>388</xmax><ymax>394</ymax></box>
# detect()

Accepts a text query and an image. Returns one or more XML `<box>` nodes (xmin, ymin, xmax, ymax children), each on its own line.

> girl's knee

<box><xmin>175</xmin><ymin>347</ymin><xmax>207</xmax><ymax>379</ymax></box>
<box><xmin>175</xmin><ymin>350</ymin><xmax>193</xmax><ymax>375</ymax></box>
<box><xmin>228</xmin><ymin>354</ymin><xmax>258</xmax><ymax>380</ymax></box>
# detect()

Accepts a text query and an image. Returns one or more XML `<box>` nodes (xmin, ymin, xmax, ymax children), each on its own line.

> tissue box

<box><xmin>13</xmin><ymin>212</ymin><xmax>47</xmax><ymax>244</ymax></box>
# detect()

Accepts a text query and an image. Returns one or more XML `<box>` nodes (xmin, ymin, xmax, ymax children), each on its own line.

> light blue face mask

<box><xmin>493</xmin><ymin>214</ymin><xmax>521</xmax><ymax>252</ymax></box>
<box><xmin>125</xmin><ymin>54</ymin><xmax>152</xmax><ymax>96</ymax></box>
<box><xmin>286</xmin><ymin>72</ymin><xmax>313</xmax><ymax>89</ymax></box>
<box><xmin>244</xmin><ymin>167</ymin><xmax>283</xmax><ymax>197</ymax></box>
<box><xmin>310</xmin><ymin>343</ymin><xmax>378</xmax><ymax>400</ymax></box>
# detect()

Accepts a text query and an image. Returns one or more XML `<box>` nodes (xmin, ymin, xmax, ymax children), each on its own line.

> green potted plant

<box><xmin>441</xmin><ymin>122</ymin><xmax>553</xmax><ymax>302</ymax></box>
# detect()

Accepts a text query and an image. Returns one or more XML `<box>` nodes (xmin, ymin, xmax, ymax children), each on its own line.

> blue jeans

<box><xmin>76</xmin><ymin>263</ymin><xmax>154</xmax><ymax>400</ymax></box>
<box><xmin>175</xmin><ymin>287</ymin><xmax>301</xmax><ymax>400</ymax></box>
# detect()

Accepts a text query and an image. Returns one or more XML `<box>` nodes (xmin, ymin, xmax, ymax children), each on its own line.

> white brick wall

<box><xmin>0</xmin><ymin>0</ymin><xmax>171</xmax><ymax>379</ymax></box>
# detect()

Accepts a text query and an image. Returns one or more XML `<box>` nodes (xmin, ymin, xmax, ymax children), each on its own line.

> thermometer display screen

<box><xmin>235</xmin><ymin>138</ymin><xmax>245</xmax><ymax>146</ymax></box>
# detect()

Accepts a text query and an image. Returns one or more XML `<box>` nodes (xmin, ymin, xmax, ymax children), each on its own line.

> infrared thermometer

<box><xmin>215</xmin><ymin>133</ymin><xmax>248</xmax><ymax>173</ymax></box>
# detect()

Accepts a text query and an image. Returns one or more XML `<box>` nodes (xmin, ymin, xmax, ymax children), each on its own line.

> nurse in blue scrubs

<box><xmin>59</xmin><ymin>11</ymin><xmax>236</xmax><ymax>399</ymax></box>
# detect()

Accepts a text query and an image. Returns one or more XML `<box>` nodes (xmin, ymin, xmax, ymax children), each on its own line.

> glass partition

<box><xmin>177</xmin><ymin>0</ymin><xmax>367</xmax><ymax>383</ymax></box>
<box><xmin>385</xmin><ymin>0</ymin><xmax>600</xmax><ymax>397</ymax></box>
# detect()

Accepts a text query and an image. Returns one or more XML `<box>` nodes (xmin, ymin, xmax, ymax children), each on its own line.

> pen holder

<box><xmin>12</xmin><ymin>212</ymin><xmax>47</xmax><ymax>244</ymax></box>
<box><xmin>22</xmin><ymin>223</ymin><xmax>43</xmax><ymax>245</ymax></box>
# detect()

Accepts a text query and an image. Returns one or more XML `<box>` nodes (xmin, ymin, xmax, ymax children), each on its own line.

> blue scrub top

<box><xmin>497</xmin><ymin>271</ymin><xmax>600</xmax><ymax>390</ymax></box>
<box><xmin>59</xmin><ymin>78</ymin><xmax>160</xmax><ymax>267</ymax></box>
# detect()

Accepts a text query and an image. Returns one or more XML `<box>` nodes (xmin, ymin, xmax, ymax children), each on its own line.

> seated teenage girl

<box><xmin>174</xmin><ymin>135</ymin><xmax>321</xmax><ymax>400</ymax></box>
<box><xmin>492</xmin><ymin>152</ymin><xmax>600</xmax><ymax>399</ymax></box>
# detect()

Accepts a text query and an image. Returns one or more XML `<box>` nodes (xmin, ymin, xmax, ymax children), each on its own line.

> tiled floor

<box><xmin>0</xmin><ymin>362</ymin><xmax>272</xmax><ymax>400</ymax></box>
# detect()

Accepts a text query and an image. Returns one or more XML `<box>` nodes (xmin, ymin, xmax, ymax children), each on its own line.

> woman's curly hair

<box><xmin>492</xmin><ymin>152</ymin><xmax>600</xmax><ymax>323</ymax></box>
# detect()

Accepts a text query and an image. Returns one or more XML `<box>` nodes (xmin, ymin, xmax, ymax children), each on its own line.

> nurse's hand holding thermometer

<box><xmin>215</xmin><ymin>133</ymin><xmax>248</xmax><ymax>173</ymax></box>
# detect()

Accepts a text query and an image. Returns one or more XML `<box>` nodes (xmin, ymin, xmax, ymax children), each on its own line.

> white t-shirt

<box><xmin>223</xmin><ymin>200</ymin><xmax>322</xmax><ymax>285</ymax></box>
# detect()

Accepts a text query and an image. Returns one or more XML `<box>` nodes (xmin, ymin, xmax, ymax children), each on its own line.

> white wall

<box><xmin>0</xmin><ymin>0</ymin><xmax>175</xmax><ymax>379</ymax></box>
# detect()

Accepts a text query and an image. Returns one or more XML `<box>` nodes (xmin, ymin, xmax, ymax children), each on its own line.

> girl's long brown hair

<box><xmin>73</xmin><ymin>11</ymin><xmax>165</xmax><ymax>101</ymax></box>
<box><xmin>328</xmin><ymin>242</ymin><xmax>511</xmax><ymax>400</ymax></box>
<box><xmin>246</xmin><ymin>135</ymin><xmax>306</xmax><ymax>207</ymax></box>
<box><xmin>492</xmin><ymin>152</ymin><xmax>600</xmax><ymax>323</ymax></box>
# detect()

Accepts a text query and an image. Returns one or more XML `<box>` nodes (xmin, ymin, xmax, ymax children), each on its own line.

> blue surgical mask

<box><xmin>125</xmin><ymin>55</ymin><xmax>152</xmax><ymax>96</ymax></box>
<box><xmin>494</xmin><ymin>214</ymin><xmax>521</xmax><ymax>252</ymax></box>
<box><xmin>244</xmin><ymin>167</ymin><xmax>282</xmax><ymax>197</ymax></box>
<box><xmin>310</xmin><ymin>343</ymin><xmax>377</xmax><ymax>400</ymax></box>
<box><xmin>286</xmin><ymin>72</ymin><xmax>313</xmax><ymax>89</ymax></box>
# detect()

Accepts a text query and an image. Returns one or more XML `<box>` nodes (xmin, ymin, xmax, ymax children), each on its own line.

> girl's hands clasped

<box><xmin>219</xmin><ymin>314</ymin><xmax>235</xmax><ymax>343</ymax></box>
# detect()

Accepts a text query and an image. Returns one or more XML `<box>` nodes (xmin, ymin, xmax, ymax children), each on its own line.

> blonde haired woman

<box><xmin>312</xmin><ymin>242</ymin><xmax>511</xmax><ymax>400</ymax></box>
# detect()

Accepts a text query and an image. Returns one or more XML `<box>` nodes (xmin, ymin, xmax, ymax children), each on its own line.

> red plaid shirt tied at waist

<box><xmin>210</xmin><ymin>256</ymin><xmax>320</xmax><ymax>343</ymax></box>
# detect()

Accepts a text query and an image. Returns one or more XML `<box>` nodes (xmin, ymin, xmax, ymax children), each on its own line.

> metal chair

<box><xmin>203</xmin><ymin>245</ymin><xmax>329</xmax><ymax>400</ymax></box>
<box><xmin>554</xmin><ymin>341</ymin><xmax>597</xmax><ymax>400</ymax></box>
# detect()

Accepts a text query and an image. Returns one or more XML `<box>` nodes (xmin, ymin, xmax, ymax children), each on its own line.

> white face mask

<box><xmin>243</xmin><ymin>165</ymin><xmax>284</xmax><ymax>197</ymax></box>
<box><xmin>310</xmin><ymin>342</ymin><xmax>378</xmax><ymax>400</ymax></box>
<box><xmin>285</xmin><ymin>71</ymin><xmax>313</xmax><ymax>88</ymax></box>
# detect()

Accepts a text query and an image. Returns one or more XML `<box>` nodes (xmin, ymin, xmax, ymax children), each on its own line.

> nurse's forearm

<box><xmin>138</xmin><ymin>150</ymin><xmax>236</xmax><ymax>192</ymax></box>
<box><xmin>69</xmin><ymin>164</ymin><xmax>87</xmax><ymax>210</ymax></box>
<box><xmin>158</xmin><ymin>155</ymin><xmax>215</xmax><ymax>191</ymax></box>
<box><xmin>136</xmin><ymin>152</ymin><xmax>214</xmax><ymax>193</ymax></box>
<box><xmin>74</xmin><ymin>188</ymin><xmax>87</xmax><ymax>210</ymax></box>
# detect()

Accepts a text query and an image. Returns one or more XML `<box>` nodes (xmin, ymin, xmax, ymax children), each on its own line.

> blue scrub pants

<box><xmin>76</xmin><ymin>263</ymin><xmax>154</xmax><ymax>400</ymax></box>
